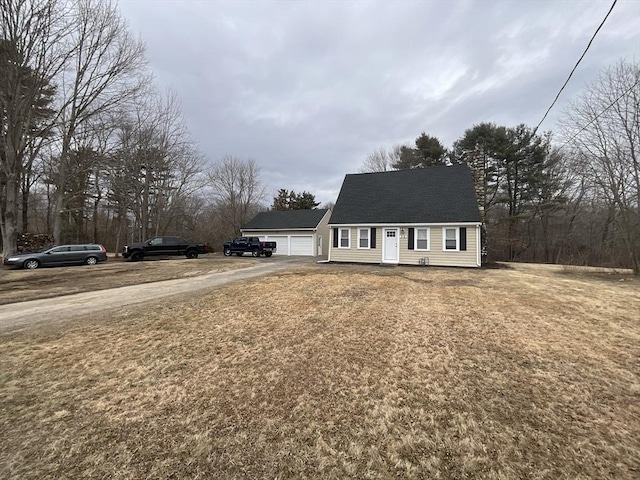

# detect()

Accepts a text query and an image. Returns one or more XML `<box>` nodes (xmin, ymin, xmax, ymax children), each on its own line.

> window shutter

<box><xmin>333</xmin><ymin>228</ymin><xmax>338</xmax><ymax>248</ymax></box>
<box><xmin>460</xmin><ymin>227</ymin><xmax>467</xmax><ymax>251</ymax></box>
<box><xmin>408</xmin><ymin>228</ymin><xmax>414</xmax><ymax>250</ymax></box>
<box><xmin>370</xmin><ymin>228</ymin><xmax>376</xmax><ymax>248</ymax></box>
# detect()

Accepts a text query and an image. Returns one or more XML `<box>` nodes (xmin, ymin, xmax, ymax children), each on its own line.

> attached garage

<box><xmin>264</xmin><ymin>235</ymin><xmax>289</xmax><ymax>255</ymax></box>
<box><xmin>242</xmin><ymin>209</ymin><xmax>331</xmax><ymax>257</ymax></box>
<box><xmin>256</xmin><ymin>235</ymin><xmax>314</xmax><ymax>256</ymax></box>
<box><xmin>290</xmin><ymin>236</ymin><xmax>314</xmax><ymax>256</ymax></box>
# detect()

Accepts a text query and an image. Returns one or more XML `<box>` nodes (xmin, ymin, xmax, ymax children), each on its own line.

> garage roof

<box><xmin>243</xmin><ymin>209</ymin><xmax>330</xmax><ymax>230</ymax></box>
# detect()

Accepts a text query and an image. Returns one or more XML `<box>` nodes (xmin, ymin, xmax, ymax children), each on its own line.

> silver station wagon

<box><xmin>3</xmin><ymin>244</ymin><xmax>108</xmax><ymax>269</ymax></box>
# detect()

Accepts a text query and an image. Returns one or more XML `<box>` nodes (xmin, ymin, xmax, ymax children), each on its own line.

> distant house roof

<box><xmin>329</xmin><ymin>164</ymin><xmax>481</xmax><ymax>225</ymax></box>
<box><xmin>243</xmin><ymin>209</ymin><xmax>330</xmax><ymax>230</ymax></box>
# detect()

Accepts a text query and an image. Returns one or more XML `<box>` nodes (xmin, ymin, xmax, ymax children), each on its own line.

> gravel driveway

<box><xmin>0</xmin><ymin>257</ymin><xmax>313</xmax><ymax>333</ymax></box>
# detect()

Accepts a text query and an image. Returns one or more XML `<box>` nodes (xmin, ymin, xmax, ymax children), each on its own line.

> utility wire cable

<box><xmin>557</xmin><ymin>76</ymin><xmax>640</xmax><ymax>152</ymax></box>
<box><xmin>532</xmin><ymin>0</ymin><xmax>618</xmax><ymax>136</ymax></box>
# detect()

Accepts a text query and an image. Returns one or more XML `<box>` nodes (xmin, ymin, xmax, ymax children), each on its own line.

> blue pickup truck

<box><xmin>222</xmin><ymin>237</ymin><xmax>276</xmax><ymax>257</ymax></box>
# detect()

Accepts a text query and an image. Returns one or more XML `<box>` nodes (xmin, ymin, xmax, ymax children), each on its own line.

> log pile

<box><xmin>17</xmin><ymin>233</ymin><xmax>55</xmax><ymax>253</ymax></box>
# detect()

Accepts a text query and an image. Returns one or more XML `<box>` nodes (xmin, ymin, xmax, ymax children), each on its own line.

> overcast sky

<box><xmin>118</xmin><ymin>0</ymin><xmax>639</xmax><ymax>205</ymax></box>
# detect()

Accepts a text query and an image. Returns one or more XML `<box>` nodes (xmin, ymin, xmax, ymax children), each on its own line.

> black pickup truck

<box><xmin>222</xmin><ymin>237</ymin><xmax>276</xmax><ymax>257</ymax></box>
<box><xmin>122</xmin><ymin>236</ymin><xmax>210</xmax><ymax>261</ymax></box>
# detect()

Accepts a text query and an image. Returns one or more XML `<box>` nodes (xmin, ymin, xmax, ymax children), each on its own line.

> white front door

<box><xmin>383</xmin><ymin>228</ymin><xmax>399</xmax><ymax>263</ymax></box>
<box><xmin>317</xmin><ymin>235</ymin><xmax>322</xmax><ymax>256</ymax></box>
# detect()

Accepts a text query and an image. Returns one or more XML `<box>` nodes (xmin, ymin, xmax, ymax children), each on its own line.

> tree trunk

<box><xmin>21</xmin><ymin>172</ymin><xmax>30</xmax><ymax>233</ymax></box>
<box><xmin>1</xmin><ymin>172</ymin><xmax>19</xmax><ymax>258</ymax></box>
<box><xmin>45</xmin><ymin>181</ymin><xmax>52</xmax><ymax>233</ymax></box>
<box><xmin>92</xmin><ymin>195</ymin><xmax>99</xmax><ymax>243</ymax></box>
<box><xmin>52</xmin><ymin>186</ymin><xmax>65</xmax><ymax>244</ymax></box>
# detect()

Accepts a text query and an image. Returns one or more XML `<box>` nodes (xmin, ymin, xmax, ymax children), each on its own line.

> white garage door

<box><xmin>267</xmin><ymin>236</ymin><xmax>289</xmax><ymax>255</ymax></box>
<box><xmin>290</xmin><ymin>236</ymin><xmax>314</xmax><ymax>256</ymax></box>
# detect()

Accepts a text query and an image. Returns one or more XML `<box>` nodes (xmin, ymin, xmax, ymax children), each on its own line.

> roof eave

<box><xmin>328</xmin><ymin>221</ymin><xmax>482</xmax><ymax>227</ymax></box>
<box><xmin>241</xmin><ymin>227</ymin><xmax>318</xmax><ymax>231</ymax></box>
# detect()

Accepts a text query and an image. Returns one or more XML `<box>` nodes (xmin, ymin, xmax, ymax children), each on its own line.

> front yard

<box><xmin>1</xmin><ymin>263</ymin><xmax>638</xmax><ymax>478</ymax></box>
<box><xmin>0</xmin><ymin>255</ymin><xmax>254</xmax><ymax>305</ymax></box>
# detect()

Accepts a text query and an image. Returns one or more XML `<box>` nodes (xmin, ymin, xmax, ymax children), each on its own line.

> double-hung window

<box><xmin>443</xmin><ymin>227</ymin><xmax>459</xmax><ymax>251</ymax></box>
<box><xmin>415</xmin><ymin>227</ymin><xmax>429</xmax><ymax>250</ymax></box>
<box><xmin>358</xmin><ymin>228</ymin><xmax>370</xmax><ymax>248</ymax></box>
<box><xmin>339</xmin><ymin>228</ymin><xmax>350</xmax><ymax>248</ymax></box>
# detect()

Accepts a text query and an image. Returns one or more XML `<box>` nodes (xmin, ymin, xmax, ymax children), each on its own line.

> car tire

<box><xmin>251</xmin><ymin>249</ymin><xmax>260</xmax><ymax>257</ymax></box>
<box><xmin>186</xmin><ymin>250</ymin><xmax>198</xmax><ymax>259</ymax></box>
<box><xmin>85</xmin><ymin>256</ymin><xmax>98</xmax><ymax>265</ymax></box>
<box><xmin>223</xmin><ymin>248</ymin><xmax>232</xmax><ymax>256</ymax></box>
<box><xmin>24</xmin><ymin>259</ymin><xmax>40</xmax><ymax>269</ymax></box>
<box><xmin>265</xmin><ymin>251</ymin><xmax>273</xmax><ymax>257</ymax></box>
<box><xmin>130</xmin><ymin>251</ymin><xmax>144</xmax><ymax>262</ymax></box>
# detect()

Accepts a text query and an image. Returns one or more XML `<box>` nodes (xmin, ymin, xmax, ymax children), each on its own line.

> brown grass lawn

<box><xmin>0</xmin><ymin>263</ymin><xmax>638</xmax><ymax>479</ymax></box>
<box><xmin>0</xmin><ymin>255</ymin><xmax>254</xmax><ymax>305</ymax></box>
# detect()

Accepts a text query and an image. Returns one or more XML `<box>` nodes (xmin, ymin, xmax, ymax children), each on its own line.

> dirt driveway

<box><xmin>0</xmin><ymin>254</ymin><xmax>312</xmax><ymax>333</ymax></box>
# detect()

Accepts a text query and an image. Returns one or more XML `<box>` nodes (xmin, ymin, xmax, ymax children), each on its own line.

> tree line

<box><xmin>361</xmin><ymin>60</ymin><xmax>639</xmax><ymax>274</ymax></box>
<box><xmin>1</xmin><ymin>0</ymin><xmax>203</xmax><ymax>256</ymax></box>
<box><xmin>0</xmin><ymin>0</ymin><xmax>297</xmax><ymax>257</ymax></box>
<box><xmin>2</xmin><ymin>1</ymin><xmax>637</xmax><ymax>272</ymax></box>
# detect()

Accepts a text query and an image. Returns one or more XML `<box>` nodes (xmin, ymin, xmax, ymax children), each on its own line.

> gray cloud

<box><xmin>119</xmin><ymin>0</ymin><xmax>640</xmax><ymax>204</ymax></box>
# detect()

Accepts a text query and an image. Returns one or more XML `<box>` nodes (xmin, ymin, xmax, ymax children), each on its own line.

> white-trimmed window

<box><xmin>415</xmin><ymin>227</ymin><xmax>430</xmax><ymax>250</ymax></box>
<box><xmin>358</xmin><ymin>228</ymin><xmax>370</xmax><ymax>248</ymax></box>
<box><xmin>443</xmin><ymin>227</ymin><xmax>459</xmax><ymax>251</ymax></box>
<box><xmin>339</xmin><ymin>228</ymin><xmax>350</xmax><ymax>248</ymax></box>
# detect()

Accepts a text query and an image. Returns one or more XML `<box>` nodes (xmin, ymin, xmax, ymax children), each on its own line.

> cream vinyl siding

<box><xmin>330</xmin><ymin>228</ymin><xmax>381</xmax><ymax>263</ymax></box>
<box><xmin>402</xmin><ymin>226</ymin><xmax>479</xmax><ymax>267</ymax></box>
<box><xmin>315</xmin><ymin>211</ymin><xmax>331</xmax><ymax>256</ymax></box>
<box><xmin>330</xmin><ymin>225</ymin><xmax>480</xmax><ymax>267</ymax></box>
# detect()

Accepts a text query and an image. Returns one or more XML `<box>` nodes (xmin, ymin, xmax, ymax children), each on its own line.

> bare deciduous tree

<box><xmin>105</xmin><ymin>89</ymin><xmax>203</xmax><ymax>248</ymax></box>
<box><xmin>560</xmin><ymin>59</ymin><xmax>640</xmax><ymax>274</ymax></box>
<box><xmin>359</xmin><ymin>145</ymin><xmax>402</xmax><ymax>173</ymax></box>
<box><xmin>1</xmin><ymin>0</ymin><xmax>210</xmax><ymax>255</ymax></box>
<box><xmin>50</xmin><ymin>0</ymin><xmax>147</xmax><ymax>243</ymax></box>
<box><xmin>0</xmin><ymin>0</ymin><xmax>70</xmax><ymax>257</ymax></box>
<box><xmin>206</xmin><ymin>155</ymin><xmax>265</xmax><ymax>240</ymax></box>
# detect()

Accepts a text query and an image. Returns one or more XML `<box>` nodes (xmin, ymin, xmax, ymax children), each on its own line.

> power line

<box><xmin>557</xmin><ymin>76</ymin><xmax>640</xmax><ymax>152</ymax></box>
<box><xmin>532</xmin><ymin>0</ymin><xmax>618</xmax><ymax>136</ymax></box>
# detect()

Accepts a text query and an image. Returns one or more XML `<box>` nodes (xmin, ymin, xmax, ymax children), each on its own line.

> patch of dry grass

<box><xmin>0</xmin><ymin>264</ymin><xmax>638</xmax><ymax>479</ymax></box>
<box><xmin>0</xmin><ymin>255</ymin><xmax>253</xmax><ymax>305</ymax></box>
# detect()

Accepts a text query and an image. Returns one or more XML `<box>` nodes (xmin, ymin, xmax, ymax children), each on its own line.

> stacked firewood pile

<box><xmin>17</xmin><ymin>233</ymin><xmax>55</xmax><ymax>253</ymax></box>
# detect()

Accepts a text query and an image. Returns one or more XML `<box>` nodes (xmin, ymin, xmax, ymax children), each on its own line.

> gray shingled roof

<box><xmin>329</xmin><ymin>164</ymin><xmax>481</xmax><ymax>224</ymax></box>
<box><xmin>243</xmin><ymin>209</ymin><xmax>329</xmax><ymax>230</ymax></box>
